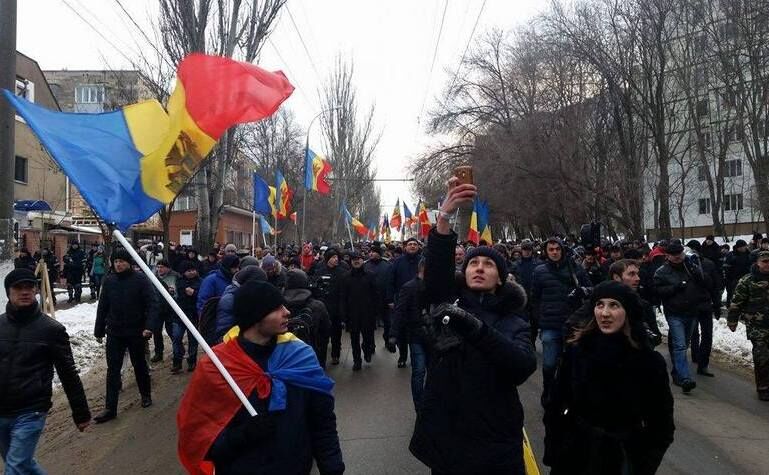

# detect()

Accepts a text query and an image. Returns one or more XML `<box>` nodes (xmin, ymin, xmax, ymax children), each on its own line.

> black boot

<box><xmin>141</xmin><ymin>395</ymin><xmax>153</xmax><ymax>408</ymax></box>
<box><xmin>171</xmin><ymin>359</ymin><xmax>183</xmax><ymax>374</ymax></box>
<box><xmin>150</xmin><ymin>353</ymin><xmax>163</xmax><ymax>363</ymax></box>
<box><xmin>93</xmin><ymin>410</ymin><xmax>117</xmax><ymax>424</ymax></box>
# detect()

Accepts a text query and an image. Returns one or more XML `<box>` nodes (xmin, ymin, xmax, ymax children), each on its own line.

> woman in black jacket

<box><xmin>544</xmin><ymin>281</ymin><xmax>675</xmax><ymax>475</ymax></box>
<box><xmin>409</xmin><ymin>178</ymin><xmax>537</xmax><ymax>475</ymax></box>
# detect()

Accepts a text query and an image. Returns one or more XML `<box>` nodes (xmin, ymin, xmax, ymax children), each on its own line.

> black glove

<box><xmin>241</xmin><ymin>413</ymin><xmax>276</xmax><ymax>443</ymax></box>
<box><xmin>385</xmin><ymin>337</ymin><xmax>397</xmax><ymax>353</ymax></box>
<box><xmin>568</xmin><ymin>286</ymin><xmax>590</xmax><ymax>301</ymax></box>
<box><xmin>646</xmin><ymin>328</ymin><xmax>662</xmax><ymax>347</ymax></box>
<box><xmin>677</xmin><ymin>280</ymin><xmax>688</xmax><ymax>290</ymax></box>
<box><xmin>432</xmin><ymin>303</ymin><xmax>483</xmax><ymax>338</ymax></box>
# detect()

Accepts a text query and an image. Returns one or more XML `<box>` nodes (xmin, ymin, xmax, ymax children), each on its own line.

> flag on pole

<box><xmin>275</xmin><ymin>171</ymin><xmax>292</xmax><ymax>219</ymax></box>
<box><xmin>342</xmin><ymin>205</ymin><xmax>369</xmax><ymax>236</ymax></box>
<box><xmin>3</xmin><ymin>53</ymin><xmax>294</xmax><ymax>231</ymax></box>
<box><xmin>304</xmin><ymin>149</ymin><xmax>332</xmax><ymax>194</ymax></box>
<box><xmin>390</xmin><ymin>199</ymin><xmax>402</xmax><ymax>231</ymax></box>
<box><xmin>253</xmin><ymin>174</ymin><xmax>274</xmax><ymax>216</ymax></box>
<box><xmin>403</xmin><ymin>202</ymin><xmax>413</xmax><ymax>227</ymax></box>
<box><xmin>381</xmin><ymin>214</ymin><xmax>391</xmax><ymax>241</ymax></box>
<box><xmin>418</xmin><ymin>201</ymin><xmax>431</xmax><ymax>237</ymax></box>
<box><xmin>467</xmin><ymin>199</ymin><xmax>480</xmax><ymax>245</ymax></box>
<box><xmin>478</xmin><ymin>200</ymin><xmax>493</xmax><ymax>243</ymax></box>
<box><xmin>259</xmin><ymin>215</ymin><xmax>275</xmax><ymax>235</ymax></box>
<box><xmin>367</xmin><ymin>219</ymin><xmax>378</xmax><ymax>240</ymax></box>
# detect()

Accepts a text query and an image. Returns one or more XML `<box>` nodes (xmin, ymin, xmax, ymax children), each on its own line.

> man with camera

<box><xmin>653</xmin><ymin>239</ymin><xmax>714</xmax><ymax>394</ymax></box>
<box><xmin>531</xmin><ymin>237</ymin><xmax>592</xmax><ymax>400</ymax></box>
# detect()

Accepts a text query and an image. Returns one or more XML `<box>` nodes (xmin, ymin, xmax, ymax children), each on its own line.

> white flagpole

<box><xmin>112</xmin><ymin>229</ymin><xmax>257</xmax><ymax>417</ymax></box>
<box><xmin>251</xmin><ymin>211</ymin><xmax>257</xmax><ymax>257</ymax></box>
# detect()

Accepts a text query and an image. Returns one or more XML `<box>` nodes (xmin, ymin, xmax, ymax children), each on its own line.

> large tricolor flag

<box><xmin>342</xmin><ymin>205</ymin><xmax>369</xmax><ymax>237</ymax></box>
<box><xmin>390</xmin><ymin>199</ymin><xmax>402</xmax><ymax>231</ymax></box>
<box><xmin>259</xmin><ymin>215</ymin><xmax>275</xmax><ymax>235</ymax></box>
<box><xmin>304</xmin><ymin>149</ymin><xmax>332</xmax><ymax>194</ymax></box>
<box><xmin>177</xmin><ymin>334</ymin><xmax>333</xmax><ymax>475</ymax></box>
<box><xmin>478</xmin><ymin>200</ymin><xmax>493</xmax><ymax>243</ymax></box>
<box><xmin>3</xmin><ymin>54</ymin><xmax>293</xmax><ymax>231</ymax></box>
<box><xmin>275</xmin><ymin>171</ymin><xmax>293</xmax><ymax>219</ymax></box>
<box><xmin>253</xmin><ymin>174</ymin><xmax>274</xmax><ymax>216</ymax></box>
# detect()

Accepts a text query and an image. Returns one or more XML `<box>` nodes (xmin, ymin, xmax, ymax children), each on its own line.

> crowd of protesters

<box><xmin>6</xmin><ymin>186</ymin><xmax>769</xmax><ymax>473</ymax></box>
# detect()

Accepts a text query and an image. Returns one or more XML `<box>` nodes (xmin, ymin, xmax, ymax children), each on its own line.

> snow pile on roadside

<box><xmin>53</xmin><ymin>301</ymin><xmax>104</xmax><ymax>385</ymax></box>
<box><xmin>0</xmin><ymin>260</ymin><xmax>12</xmax><ymax>309</ymax></box>
<box><xmin>656</xmin><ymin>310</ymin><xmax>754</xmax><ymax>368</ymax></box>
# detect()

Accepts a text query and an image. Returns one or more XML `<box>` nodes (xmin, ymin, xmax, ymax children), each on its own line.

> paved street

<box><xmin>14</xmin><ymin>330</ymin><xmax>769</xmax><ymax>474</ymax></box>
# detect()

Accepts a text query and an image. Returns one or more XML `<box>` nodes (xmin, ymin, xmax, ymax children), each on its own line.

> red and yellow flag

<box><xmin>418</xmin><ymin>201</ymin><xmax>431</xmax><ymax>237</ymax></box>
<box><xmin>467</xmin><ymin>201</ymin><xmax>480</xmax><ymax>245</ymax></box>
<box><xmin>390</xmin><ymin>199</ymin><xmax>402</xmax><ymax>231</ymax></box>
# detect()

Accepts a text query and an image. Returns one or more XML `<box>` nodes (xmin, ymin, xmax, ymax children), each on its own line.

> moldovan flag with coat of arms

<box><xmin>2</xmin><ymin>53</ymin><xmax>294</xmax><ymax>231</ymax></box>
<box><xmin>304</xmin><ymin>148</ymin><xmax>332</xmax><ymax>194</ymax></box>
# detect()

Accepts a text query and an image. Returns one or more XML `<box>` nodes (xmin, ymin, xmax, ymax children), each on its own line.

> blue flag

<box><xmin>253</xmin><ymin>174</ymin><xmax>273</xmax><ymax>215</ymax></box>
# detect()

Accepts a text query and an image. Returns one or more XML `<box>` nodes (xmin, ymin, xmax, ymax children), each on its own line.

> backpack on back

<box><xmin>198</xmin><ymin>296</ymin><xmax>221</xmax><ymax>346</ymax></box>
<box><xmin>286</xmin><ymin>302</ymin><xmax>318</xmax><ymax>350</ymax></box>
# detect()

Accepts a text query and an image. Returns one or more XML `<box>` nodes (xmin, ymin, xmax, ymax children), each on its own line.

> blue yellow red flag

<box><xmin>304</xmin><ymin>149</ymin><xmax>332</xmax><ymax>194</ymax></box>
<box><xmin>2</xmin><ymin>54</ymin><xmax>294</xmax><ymax>230</ymax></box>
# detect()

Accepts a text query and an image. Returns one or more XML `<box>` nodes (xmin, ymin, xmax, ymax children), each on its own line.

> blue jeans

<box><xmin>409</xmin><ymin>342</ymin><xmax>429</xmax><ymax>411</ymax></box>
<box><xmin>666</xmin><ymin>314</ymin><xmax>697</xmax><ymax>382</ymax></box>
<box><xmin>0</xmin><ymin>411</ymin><xmax>47</xmax><ymax>475</ymax></box>
<box><xmin>540</xmin><ymin>328</ymin><xmax>563</xmax><ymax>402</ymax></box>
<box><xmin>172</xmin><ymin>321</ymin><xmax>199</xmax><ymax>364</ymax></box>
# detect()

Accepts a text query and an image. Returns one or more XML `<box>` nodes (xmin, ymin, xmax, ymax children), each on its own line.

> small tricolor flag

<box><xmin>259</xmin><ymin>215</ymin><xmax>275</xmax><ymax>235</ymax></box>
<box><xmin>253</xmin><ymin>174</ymin><xmax>273</xmax><ymax>216</ymax></box>
<box><xmin>275</xmin><ymin>171</ymin><xmax>293</xmax><ymax>219</ymax></box>
<box><xmin>3</xmin><ymin>53</ymin><xmax>293</xmax><ymax>231</ymax></box>
<box><xmin>390</xmin><ymin>199</ymin><xmax>402</xmax><ymax>231</ymax></box>
<box><xmin>343</xmin><ymin>205</ymin><xmax>369</xmax><ymax>237</ymax></box>
<box><xmin>304</xmin><ymin>149</ymin><xmax>332</xmax><ymax>194</ymax></box>
<box><xmin>418</xmin><ymin>201</ymin><xmax>431</xmax><ymax>237</ymax></box>
<box><xmin>403</xmin><ymin>202</ymin><xmax>413</xmax><ymax>227</ymax></box>
<box><xmin>467</xmin><ymin>199</ymin><xmax>480</xmax><ymax>245</ymax></box>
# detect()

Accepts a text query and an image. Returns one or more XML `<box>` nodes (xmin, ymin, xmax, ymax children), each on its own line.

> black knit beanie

<box><xmin>590</xmin><ymin>281</ymin><xmax>644</xmax><ymax>329</ymax></box>
<box><xmin>111</xmin><ymin>247</ymin><xmax>133</xmax><ymax>264</ymax></box>
<box><xmin>233</xmin><ymin>280</ymin><xmax>285</xmax><ymax>330</ymax></box>
<box><xmin>462</xmin><ymin>246</ymin><xmax>507</xmax><ymax>278</ymax></box>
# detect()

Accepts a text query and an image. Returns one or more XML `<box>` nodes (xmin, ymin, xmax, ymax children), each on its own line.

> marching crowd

<box><xmin>3</xmin><ymin>179</ymin><xmax>769</xmax><ymax>474</ymax></box>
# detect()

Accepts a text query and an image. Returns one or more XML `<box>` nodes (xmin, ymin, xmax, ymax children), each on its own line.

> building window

<box><xmin>179</xmin><ymin>230</ymin><xmax>193</xmax><ymax>246</ymax></box>
<box><xmin>725</xmin><ymin>159</ymin><xmax>742</xmax><ymax>177</ymax></box>
<box><xmin>699</xmin><ymin>198</ymin><xmax>711</xmax><ymax>215</ymax></box>
<box><xmin>75</xmin><ymin>85</ymin><xmax>105</xmax><ymax>104</ymax></box>
<box><xmin>724</xmin><ymin>193</ymin><xmax>744</xmax><ymax>211</ymax></box>
<box><xmin>172</xmin><ymin>194</ymin><xmax>197</xmax><ymax>211</ymax></box>
<box><xmin>14</xmin><ymin>156</ymin><xmax>28</xmax><ymax>184</ymax></box>
<box><xmin>15</xmin><ymin>78</ymin><xmax>35</xmax><ymax>102</ymax></box>
<box><xmin>697</xmin><ymin>164</ymin><xmax>708</xmax><ymax>181</ymax></box>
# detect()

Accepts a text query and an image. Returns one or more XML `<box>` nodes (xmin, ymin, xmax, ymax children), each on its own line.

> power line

<box><xmin>417</xmin><ymin>0</ymin><xmax>449</xmax><ymax>124</ymax></box>
<box><xmin>112</xmin><ymin>0</ymin><xmax>175</xmax><ymax>70</ymax></box>
<box><xmin>267</xmin><ymin>38</ymin><xmax>316</xmax><ymax>110</ymax></box>
<box><xmin>284</xmin><ymin>5</ymin><xmax>321</xmax><ymax>78</ymax></box>
<box><xmin>446</xmin><ymin>0</ymin><xmax>487</xmax><ymax>97</ymax></box>
<box><xmin>59</xmin><ymin>0</ymin><xmax>138</xmax><ymax>67</ymax></box>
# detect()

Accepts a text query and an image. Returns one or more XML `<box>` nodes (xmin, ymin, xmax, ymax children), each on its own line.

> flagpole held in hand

<box><xmin>112</xmin><ymin>229</ymin><xmax>258</xmax><ymax>417</ymax></box>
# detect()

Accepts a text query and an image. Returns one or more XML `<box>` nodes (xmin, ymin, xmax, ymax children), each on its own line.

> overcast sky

<box><xmin>17</xmin><ymin>0</ymin><xmax>543</xmax><ymax>212</ymax></box>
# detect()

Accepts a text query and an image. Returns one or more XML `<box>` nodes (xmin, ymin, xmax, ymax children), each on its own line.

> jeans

<box><xmin>666</xmin><ymin>314</ymin><xmax>697</xmax><ymax>383</ymax></box>
<box><xmin>172</xmin><ymin>321</ymin><xmax>199</xmax><ymax>364</ymax></box>
<box><xmin>106</xmin><ymin>334</ymin><xmax>152</xmax><ymax>413</ymax></box>
<box><xmin>409</xmin><ymin>342</ymin><xmax>429</xmax><ymax>410</ymax></box>
<box><xmin>691</xmin><ymin>311</ymin><xmax>713</xmax><ymax>370</ymax></box>
<box><xmin>540</xmin><ymin>328</ymin><xmax>563</xmax><ymax>403</ymax></box>
<box><xmin>0</xmin><ymin>411</ymin><xmax>47</xmax><ymax>475</ymax></box>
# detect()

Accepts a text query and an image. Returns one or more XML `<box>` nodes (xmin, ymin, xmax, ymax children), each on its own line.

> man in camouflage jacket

<box><xmin>727</xmin><ymin>250</ymin><xmax>769</xmax><ymax>401</ymax></box>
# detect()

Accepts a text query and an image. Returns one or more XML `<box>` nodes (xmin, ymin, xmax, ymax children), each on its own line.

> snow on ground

<box><xmin>53</xmin><ymin>301</ymin><xmax>103</xmax><ymax>385</ymax></box>
<box><xmin>656</xmin><ymin>308</ymin><xmax>754</xmax><ymax>369</ymax></box>
<box><xmin>0</xmin><ymin>260</ymin><xmax>12</xmax><ymax>309</ymax></box>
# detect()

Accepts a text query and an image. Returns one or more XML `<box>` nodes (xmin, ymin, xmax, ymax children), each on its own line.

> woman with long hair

<box><xmin>544</xmin><ymin>280</ymin><xmax>675</xmax><ymax>474</ymax></box>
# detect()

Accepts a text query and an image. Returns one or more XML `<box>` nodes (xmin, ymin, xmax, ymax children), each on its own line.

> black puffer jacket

<box><xmin>392</xmin><ymin>276</ymin><xmax>428</xmax><ymax>344</ymax></box>
<box><xmin>544</xmin><ymin>332</ymin><xmax>674</xmax><ymax>474</ymax></box>
<box><xmin>410</xmin><ymin>228</ymin><xmax>537</xmax><ymax>475</ymax></box>
<box><xmin>653</xmin><ymin>259</ymin><xmax>713</xmax><ymax>316</ymax></box>
<box><xmin>531</xmin><ymin>255</ymin><xmax>592</xmax><ymax>330</ymax></box>
<box><xmin>94</xmin><ymin>268</ymin><xmax>158</xmax><ymax>337</ymax></box>
<box><xmin>0</xmin><ymin>302</ymin><xmax>90</xmax><ymax>424</ymax></box>
<box><xmin>339</xmin><ymin>266</ymin><xmax>380</xmax><ymax>331</ymax></box>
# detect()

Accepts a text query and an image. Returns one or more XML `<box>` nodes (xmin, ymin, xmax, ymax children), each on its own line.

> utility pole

<box><xmin>0</xmin><ymin>0</ymin><xmax>17</xmax><ymax>260</ymax></box>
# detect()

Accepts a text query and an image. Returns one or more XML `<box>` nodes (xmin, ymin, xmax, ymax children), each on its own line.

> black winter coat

<box><xmin>653</xmin><ymin>259</ymin><xmax>713</xmax><ymax>316</ymax></box>
<box><xmin>544</xmin><ymin>333</ymin><xmax>674</xmax><ymax>475</ymax></box>
<box><xmin>364</xmin><ymin>257</ymin><xmax>391</xmax><ymax>308</ymax></box>
<box><xmin>724</xmin><ymin>250</ymin><xmax>752</xmax><ymax>285</ymax></box>
<box><xmin>175</xmin><ymin>275</ymin><xmax>202</xmax><ymax>319</ymax></box>
<box><xmin>565</xmin><ymin>296</ymin><xmax>661</xmax><ymax>348</ymax></box>
<box><xmin>531</xmin><ymin>258</ymin><xmax>592</xmax><ymax>330</ymax></box>
<box><xmin>312</xmin><ymin>263</ymin><xmax>347</xmax><ymax>319</ymax></box>
<box><xmin>13</xmin><ymin>255</ymin><xmax>36</xmax><ymax>272</ymax></box>
<box><xmin>284</xmin><ymin>289</ymin><xmax>331</xmax><ymax>343</ymax></box>
<box><xmin>392</xmin><ymin>277</ymin><xmax>428</xmax><ymax>344</ymax></box>
<box><xmin>511</xmin><ymin>256</ymin><xmax>537</xmax><ymax>293</ymax></box>
<box><xmin>94</xmin><ymin>269</ymin><xmax>158</xmax><ymax>337</ymax></box>
<box><xmin>410</xmin><ymin>228</ymin><xmax>537</xmax><ymax>475</ymax></box>
<box><xmin>387</xmin><ymin>251</ymin><xmax>421</xmax><ymax>304</ymax></box>
<box><xmin>0</xmin><ymin>302</ymin><xmax>90</xmax><ymax>424</ymax></box>
<box><xmin>207</xmin><ymin>338</ymin><xmax>344</xmax><ymax>475</ymax></box>
<box><xmin>339</xmin><ymin>266</ymin><xmax>379</xmax><ymax>331</ymax></box>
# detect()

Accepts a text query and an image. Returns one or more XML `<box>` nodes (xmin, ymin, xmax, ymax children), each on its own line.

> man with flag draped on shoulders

<box><xmin>177</xmin><ymin>280</ymin><xmax>344</xmax><ymax>475</ymax></box>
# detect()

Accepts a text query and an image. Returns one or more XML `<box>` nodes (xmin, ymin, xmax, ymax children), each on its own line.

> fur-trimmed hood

<box><xmin>456</xmin><ymin>278</ymin><xmax>528</xmax><ymax>317</ymax></box>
